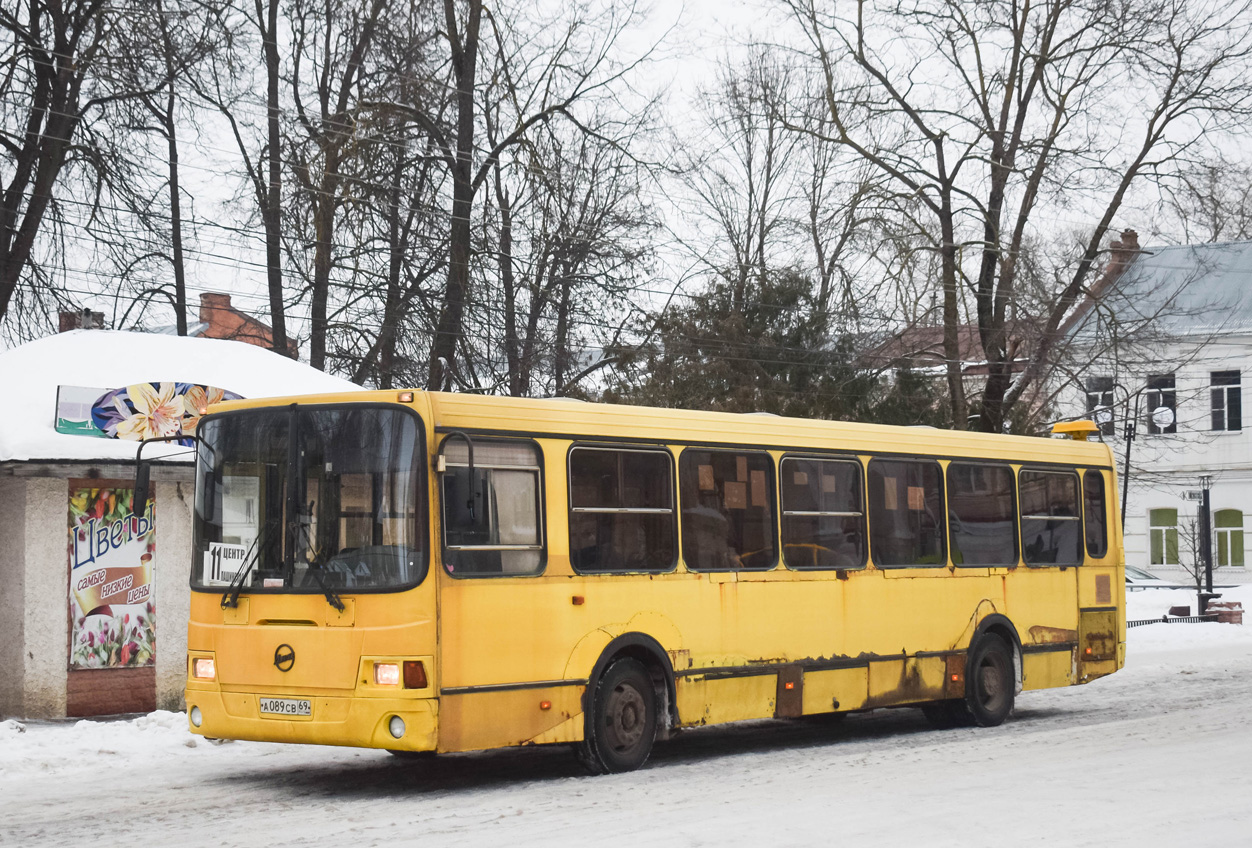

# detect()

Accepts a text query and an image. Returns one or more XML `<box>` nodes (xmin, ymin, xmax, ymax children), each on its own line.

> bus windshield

<box><xmin>192</xmin><ymin>405</ymin><xmax>425</xmax><ymax>594</ymax></box>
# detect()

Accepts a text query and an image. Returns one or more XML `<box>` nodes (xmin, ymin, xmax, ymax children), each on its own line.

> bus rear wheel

<box><xmin>960</xmin><ymin>635</ymin><xmax>1015</xmax><ymax>727</ymax></box>
<box><xmin>923</xmin><ymin>636</ymin><xmax>1015</xmax><ymax>729</ymax></box>
<box><xmin>577</xmin><ymin>658</ymin><xmax>657</xmax><ymax>774</ymax></box>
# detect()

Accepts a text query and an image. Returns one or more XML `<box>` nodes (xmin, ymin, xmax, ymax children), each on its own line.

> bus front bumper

<box><xmin>185</xmin><ymin>689</ymin><xmax>438</xmax><ymax>751</ymax></box>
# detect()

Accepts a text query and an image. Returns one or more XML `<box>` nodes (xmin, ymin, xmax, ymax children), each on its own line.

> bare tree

<box><xmin>0</xmin><ymin>1</ymin><xmax>129</xmax><ymax>336</ymax></box>
<box><xmin>286</xmin><ymin>0</ymin><xmax>387</xmax><ymax>370</ymax></box>
<box><xmin>779</xmin><ymin>0</ymin><xmax>1252</xmax><ymax>432</ymax></box>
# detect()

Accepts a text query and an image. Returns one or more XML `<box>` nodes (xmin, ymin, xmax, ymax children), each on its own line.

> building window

<box><xmin>1149</xmin><ymin>508</ymin><xmax>1179</xmax><ymax>566</ymax></box>
<box><xmin>780</xmin><ymin>456</ymin><xmax>865</xmax><ymax>570</ymax></box>
<box><xmin>1085</xmin><ymin>377</ymin><xmax>1115</xmax><ymax>437</ymax></box>
<box><xmin>568</xmin><ymin>447</ymin><xmax>675</xmax><ymax>573</ymax></box>
<box><xmin>1211</xmin><ymin>371</ymin><xmax>1242</xmax><ymax>432</ymax></box>
<box><xmin>1146</xmin><ymin>374</ymin><xmax>1177</xmax><ymax>434</ymax></box>
<box><xmin>1216</xmin><ymin>509</ymin><xmax>1244</xmax><ymax>568</ymax></box>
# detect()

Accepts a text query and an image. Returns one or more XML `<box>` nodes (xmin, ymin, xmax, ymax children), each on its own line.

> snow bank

<box><xmin>0</xmin><ymin>330</ymin><xmax>363</xmax><ymax>462</ymax></box>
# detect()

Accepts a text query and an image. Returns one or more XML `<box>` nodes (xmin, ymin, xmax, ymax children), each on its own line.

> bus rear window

<box><xmin>680</xmin><ymin>450</ymin><xmax>776</xmax><ymax>571</ymax></box>
<box><xmin>1020</xmin><ymin>469</ymin><xmax>1081</xmax><ymax>566</ymax></box>
<box><xmin>867</xmin><ymin>459</ymin><xmax>945</xmax><ymax>567</ymax></box>
<box><xmin>441</xmin><ymin>440</ymin><xmax>544</xmax><ymax>576</ymax></box>
<box><xmin>569</xmin><ymin>447</ymin><xmax>675</xmax><ymax>573</ymax></box>
<box><xmin>947</xmin><ymin>463</ymin><xmax>1017</xmax><ymax>567</ymax></box>
<box><xmin>780</xmin><ymin>457</ymin><xmax>865</xmax><ymax>569</ymax></box>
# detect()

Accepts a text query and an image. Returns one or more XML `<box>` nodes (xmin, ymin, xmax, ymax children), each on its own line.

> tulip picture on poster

<box><xmin>68</xmin><ymin>487</ymin><xmax>156</xmax><ymax>669</ymax></box>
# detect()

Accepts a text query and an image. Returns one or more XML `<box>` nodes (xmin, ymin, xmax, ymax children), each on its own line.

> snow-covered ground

<box><xmin>4</xmin><ymin>587</ymin><xmax>1251</xmax><ymax>847</ymax></box>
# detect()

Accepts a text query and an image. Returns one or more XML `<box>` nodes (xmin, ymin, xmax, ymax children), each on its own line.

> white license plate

<box><xmin>259</xmin><ymin>697</ymin><xmax>311</xmax><ymax>717</ymax></box>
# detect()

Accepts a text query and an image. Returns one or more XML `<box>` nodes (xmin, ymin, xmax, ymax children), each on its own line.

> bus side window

<box><xmin>1083</xmin><ymin>470</ymin><xmax>1108</xmax><ymax>559</ymax></box>
<box><xmin>780</xmin><ymin>456</ymin><xmax>865</xmax><ymax>570</ymax></box>
<box><xmin>679</xmin><ymin>449</ymin><xmax>776</xmax><ymax>571</ymax></box>
<box><xmin>1020</xmin><ymin>469</ymin><xmax>1081</xmax><ymax>566</ymax></box>
<box><xmin>867</xmin><ymin>459</ymin><xmax>945</xmax><ymax>567</ymax></box>
<box><xmin>569</xmin><ymin>447</ymin><xmax>676</xmax><ymax>573</ymax></box>
<box><xmin>441</xmin><ymin>440</ymin><xmax>544</xmax><ymax>576</ymax></box>
<box><xmin>947</xmin><ymin>463</ymin><xmax>1017</xmax><ymax>567</ymax></box>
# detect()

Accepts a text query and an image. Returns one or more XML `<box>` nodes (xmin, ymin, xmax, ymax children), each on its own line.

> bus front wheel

<box><xmin>577</xmin><ymin>658</ymin><xmax>657</xmax><ymax>774</ymax></box>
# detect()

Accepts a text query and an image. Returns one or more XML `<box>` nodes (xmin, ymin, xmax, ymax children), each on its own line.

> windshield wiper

<box><xmin>305</xmin><ymin>563</ymin><xmax>346</xmax><ymax>613</ymax></box>
<box><xmin>220</xmin><ymin>533</ymin><xmax>262</xmax><ymax>609</ymax></box>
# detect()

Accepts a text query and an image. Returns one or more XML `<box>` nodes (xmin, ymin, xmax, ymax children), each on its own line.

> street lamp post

<box><xmin>1199</xmin><ymin>474</ymin><xmax>1214</xmax><ymax>595</ymax></box>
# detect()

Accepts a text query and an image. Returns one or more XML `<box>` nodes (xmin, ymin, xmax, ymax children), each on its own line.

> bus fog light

<box><xmin>388</xmin><ymin>716</ymin><xmax>405</xmax><ymax>739</ymax></box>
<box><xmin>190</xmin><ymin>706</ymin><xmax>203</xmax><ymax>728</ymax></box>
<box><xmin>374</xmin><ymin>663</ymin><xmax>400</xmax><ymax>686</ymax></box>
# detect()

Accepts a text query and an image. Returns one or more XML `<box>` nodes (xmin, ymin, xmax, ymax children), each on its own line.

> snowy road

<box><xmin>4</xmin><ymin>588</ymin><xmax>1251</xmax><ymax>848</ymax></box>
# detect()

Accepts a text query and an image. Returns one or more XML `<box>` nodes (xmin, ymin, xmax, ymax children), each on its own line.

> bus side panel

<box><xmin>675</xmin><ymin>675</ymin><xmax>778</xmax><ymax>726</ymax></box>
<box><xmin>1022</xmin><ymin>648</ymin><xmax>1076</xmax><ymax>691</ymax></box>
<box><xmin>801</xmin><ymin>667</ymin><xmax>868</xmax><ymax>713</ymax></box>
<box><xmin>438</xmin><ymin>685</ymin><xmax>584</xmax><ymax>753</ymax></box>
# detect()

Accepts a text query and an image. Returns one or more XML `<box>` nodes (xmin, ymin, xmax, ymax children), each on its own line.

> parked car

<box><xmin>1124</xmin><ymin>565</ymin><xmax>1187</xmax><ymax>591</ymax></box>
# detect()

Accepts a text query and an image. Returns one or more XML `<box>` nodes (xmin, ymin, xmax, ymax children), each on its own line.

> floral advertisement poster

<box><xmin>55</xmin><ymin>382</ymin><xmax>242</xmax><ymax>445</ymax></box>
<box><xmin>68</xmin><ymin>487</ymin><xmax>156</xmax><ymax>670</ymax></box>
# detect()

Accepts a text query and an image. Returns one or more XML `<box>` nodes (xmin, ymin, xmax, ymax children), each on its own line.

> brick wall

<box><xmin>66</xmin><ymin>667</ymin><xmax>155</xmax><ymax>717</ymax></box>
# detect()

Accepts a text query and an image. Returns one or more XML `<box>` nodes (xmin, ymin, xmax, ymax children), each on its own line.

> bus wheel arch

<box><xmin>925</xmin><ymin>615</ymin><xmax>1021</xmax><ymax>730</ymax></box>
<box><xmin>577</xmin><ymin>633</ymin><xmax>676</xmax><ymax>774</ymax></box>
<box><xmin>972</xmin><ymin>614</ymin><xmax>1023</xmax><ymax>697</ymax></box>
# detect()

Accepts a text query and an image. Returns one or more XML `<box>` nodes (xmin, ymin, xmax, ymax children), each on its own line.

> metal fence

<box><xmin>1127</xmin><ymin>614</ymin><xmax>1219</xmax><ymax>628</ymax></box>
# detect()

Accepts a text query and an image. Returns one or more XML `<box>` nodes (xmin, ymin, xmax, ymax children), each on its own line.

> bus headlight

<box><xmin>388</xmin><ymin>716</ymin><xmax>405</xmax><ymax>739</ymax></box>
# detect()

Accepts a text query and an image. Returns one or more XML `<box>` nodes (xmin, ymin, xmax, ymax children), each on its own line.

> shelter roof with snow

<box><xmin>0</xmin><ymin>330</ymin><xmax>361</xmax><ymax>464</ymax></box>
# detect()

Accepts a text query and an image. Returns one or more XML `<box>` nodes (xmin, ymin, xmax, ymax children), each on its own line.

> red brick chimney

<box><xmin>58</xmin><ymin>308</ymin><xmax>104</xmax><ymax>332</ymax></box>
<box><xmin>198</xmin><ymin>292</ymin><xmax>297</xmax><ymax>358</ymax></box>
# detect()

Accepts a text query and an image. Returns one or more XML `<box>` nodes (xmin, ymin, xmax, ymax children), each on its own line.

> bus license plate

<box><xmin>259</xmin><ymin>698</ymin><xmax>311</xmax><ymax>717</ymax></box>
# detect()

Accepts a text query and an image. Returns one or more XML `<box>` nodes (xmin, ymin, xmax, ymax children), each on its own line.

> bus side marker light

<box><xmin>1085</xmin><ymin>647</ymin><xmax>1093</xmax><ymax>656</ymax></box>
<box><xmin>192</xmin><ymin>658</ymin><xmax>216</xmax><ymax>680</ymax></box>
<box><xmin>398</xmin><ymin>391</ymin><xmax>414</xmax><ymax>403</ymax></box>
<box><xmin>374</xmin><ymin>663</ymin><xmax>401</xmax><ymax>686</ymax></box>
<box><xmin>403</xmin><ymin>661</ymin><xmax>428</xmax><ymax>689</ymax></box>
<box><xmin>571</xmin><ymin>595</ymin><xmax>585</xmax><ymax>605</ymax></box>
<box><xmin>540</xmin><ymin>701</ymin><xmax>552</xmax><ymax>711</ymax></box>
<box><xmin>950</xmin><ymin>673</ymin><xmax>960</xmax><ymax>682</ymax></box>
<box><xmin>784</xmin><ymin>682</ymin><xmax>795</xmax><ymax>690</ymax></box>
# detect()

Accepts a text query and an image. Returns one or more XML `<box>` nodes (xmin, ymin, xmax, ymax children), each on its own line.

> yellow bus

<box><xmin>180</xmin><ymin>391</ymin><xmax>1123</xmax><ymax>773</ymax></box>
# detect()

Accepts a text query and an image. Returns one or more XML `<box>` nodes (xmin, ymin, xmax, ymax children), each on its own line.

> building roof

<box><xmin>0</xmin><ymin>330</ymin><xmax>362</xmax><ymax>463</ymax></box>
<box><xmin>1073</xmin><ymin>240</ymin><xmax>1252</xmax><ymax>339</ymax></box>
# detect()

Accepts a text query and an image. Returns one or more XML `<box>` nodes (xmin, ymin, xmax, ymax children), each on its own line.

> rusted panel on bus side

<box><xmin>1027</xmin><ymin>625</ymin><xmax>1078</xmax><ymax>645</ymax></box>
<box><xmin>774</xmin><ymin>665</ymin><xmax>804</xmax><ymax>718</ymax></box>
<box><xmin>865</xmin><ymin>655</ymin><xmax>945</xmax><ymax>708</ymax></box>
<box><xmin>943</xmin><ymin>653</ymin><xmax>966</xmax><ymax>699</ymax></box>
<box><xmin>667</xmin><ymin>648</ymin><xmax>692</xmax><ymax>670</ymax></box>
<box><xmin>1079</xmin><ymin>610</ymin><xmax>1117</xmax><ymax>663</ymax></box>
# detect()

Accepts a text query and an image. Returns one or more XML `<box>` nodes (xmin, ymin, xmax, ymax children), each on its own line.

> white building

<box><xmin>1067</xmin><ymin>239</ymin><xmax>1250</xmax><ymax>587</ymax></box>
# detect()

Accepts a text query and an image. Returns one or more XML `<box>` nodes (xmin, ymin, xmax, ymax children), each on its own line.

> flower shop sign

<box><xmin>68</xmin><ymin>486</ymin><xmax>156</xmax><ymax>669</ymax></box>
<box><xmin>55</xmin><ymin>382</ymin><xmax>241</xmax><ymax>443</ymax></box>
